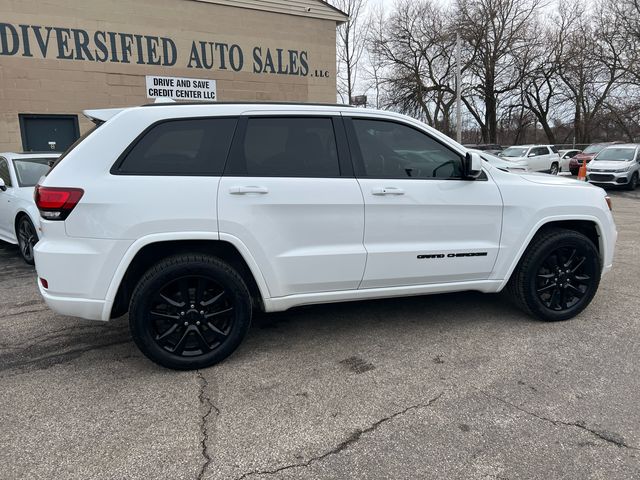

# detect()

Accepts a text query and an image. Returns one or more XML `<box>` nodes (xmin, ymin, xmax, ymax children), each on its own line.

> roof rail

<box><xmin>141</xmin><ymin>101</ymin><xmax>354</xmax><ymax>108</ymax></box>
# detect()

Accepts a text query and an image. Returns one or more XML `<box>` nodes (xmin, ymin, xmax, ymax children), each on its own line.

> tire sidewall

<box><xmin>522</xmin><ymin>233</ymin><xmax>601</xmax><ymax>321</ymax></box>
<box><xmin>18</xmin><ymin>216</ymin><xmax>37</xmax><ymax>265</ymax></box>
<box><xmin>130</xmin><ymin>258</ymin><xmax>252</xmax><ymax>370</ymax></box>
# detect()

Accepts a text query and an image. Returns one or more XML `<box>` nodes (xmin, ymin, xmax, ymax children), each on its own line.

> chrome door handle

<box><xmin>371</xmin><ymin>187</ymin><xmax>405</xmax><ymax>196</ymax></box>
<box><xmin>229</xmin><ymin>186</ymin><xmax>269</xmax><ymax>195</ymax></box>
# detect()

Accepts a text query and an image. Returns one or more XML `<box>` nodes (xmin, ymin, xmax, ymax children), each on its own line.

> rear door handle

<box><xmin>229</xmin><ymin>186</ymin><xmax>269</xmax><ymax>195</ymax></box>
<box><xmin>371</xmin><ymin>187</ymin><xmax>405</xmax><ymax>196</ymax></box>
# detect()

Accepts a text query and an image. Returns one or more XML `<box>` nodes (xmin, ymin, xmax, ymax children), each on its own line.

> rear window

<box><xmin>116</xmin><ymin>118</ymin><xmax>237</xmax><ymax>175</ymax></box>
<box><xmin>230</xmin><ymin>117</ymin><xmax>340</xmax><ymax>177</ymax></box>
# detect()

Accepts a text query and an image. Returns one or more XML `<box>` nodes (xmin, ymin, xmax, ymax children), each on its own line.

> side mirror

<box><xmin>528</xmin><ymin>152</ymin><xmax>536</xmax><ymax>157</ymax></box>
<box><xmin>0</xmin><ymin>178</ymin><xmax>6</xmax><ymax>192</ymax></box>
<box><xmin>464</xmin><ymin>152</ymin><xmax>483</xmax><ymax>179</ymax></box>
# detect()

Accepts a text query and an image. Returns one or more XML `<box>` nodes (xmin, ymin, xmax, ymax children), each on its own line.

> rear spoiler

<box><xmin>83</xmin><ymin>108</ymin><xmax>127</xmax><ymax>125</ymax></box>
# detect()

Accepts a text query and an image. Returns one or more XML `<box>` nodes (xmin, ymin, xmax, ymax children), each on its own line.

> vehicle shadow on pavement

<box><xmin>0</xmin><ymin>279</ymin><xmax>528</xmax><ymax>375</ymax></box>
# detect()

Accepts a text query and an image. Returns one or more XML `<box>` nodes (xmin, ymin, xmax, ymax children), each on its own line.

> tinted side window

<box><xmin>550</xmin><ymin>146</ymin><xmax>559</xmax><ymax>153</ymax></box>
<box><xmin>117</xmin><ymin>118</ymin><xmax>236</xmax><ymax>175</ymax></box>
<box><xmin>237</xmin><ymin>117</ymin><xmax>340</xmax><ymax>177</ymax></box>
<box><xmin>352</xmin><ymin>119</ymin><xmax>463</xmax><ymax>179</ymax></box>
<box><xmin>0</xmin><ymin>158</ymin><xmax>11</xmax><ymax>187</ymax></box>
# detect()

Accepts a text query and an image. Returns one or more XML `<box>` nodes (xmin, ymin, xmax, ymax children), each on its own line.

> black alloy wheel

<box><xmin>150</xmin><ymin>275</ymin><xmax>234</xmax><ymax>356</ymax></box>
<box><xmin>508</xmin><ymin>228</ymin><xmax>601</xmax><ymax>321</ymax></box>
<box><xmin>17</xmin><ymin>216</ymin><xmax>38</xmax><ymax>265</ymax></box>
<box><xmin>129</xmin><ymin>255</ymin><xmax>252</xmax><ymax>370</ymax></box>
<box><xmin>535</xmin><ymin>246</ymin><xmax>595</xmax><ymax>311</ymax></box>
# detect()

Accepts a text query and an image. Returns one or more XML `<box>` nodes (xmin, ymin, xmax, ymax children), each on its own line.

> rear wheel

<box><xmin>508</xmin><ymin>228</ymin><xmax>601</xmax><ymax>321</ymax></box>
<box><xmin>626</xmin><ymin>172</ymin><xmax>638</xmax><ymax>190</ymax></box>
<box><xmin>129</xmin><ymin>254</ymin><xmax>252</xmax><ymax>370</ymax></box>
<box><xmin>549</xmin><ymin>162</ymin><xmax>559</xmax><ymax>175</ymax></box>
<box><xmin>17</xmin><ymin>216</ymin><xmax>38</xmax><ymax>265</ymax></box>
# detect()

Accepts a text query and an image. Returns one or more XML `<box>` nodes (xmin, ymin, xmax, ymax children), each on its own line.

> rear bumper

<box><xmin>34</xmin><ymin>223</ymin><xmax>131</xmax><ymax>321</ymax></box>
<box><xmin>38</xmin><ymin>282</ymin><xmax>107</xmax><ymax>321</ymax></box>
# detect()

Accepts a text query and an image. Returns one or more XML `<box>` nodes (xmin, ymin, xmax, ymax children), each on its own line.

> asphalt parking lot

<box><xmin>1</xmin><ymin>188</ymin><xmax>639</xmax><ymax>480</ymax></box>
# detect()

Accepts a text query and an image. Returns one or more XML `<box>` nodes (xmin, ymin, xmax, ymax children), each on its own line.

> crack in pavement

<box><xmin>196</xmin><ymin>371</ymin><xmax>220</xmax><ymax>480</ymax></box>
<box><xmin>2</xmin><ymin>307</ymin><xmax>50</xmax><ymax>318</ymax></box>
<box><xmin>234</xmin><ymin>391</ymin><xmax>445</xmax><ymax>480</ymax></box>
<box><xmin>479</xmin><ymin>390</ymin><xmax>640</xmax><ymax>451</ymax></box>
<box><xmin>0</xmin><ymin>337</ymin><xmax>131</xmax><ymax>376</ymax></box>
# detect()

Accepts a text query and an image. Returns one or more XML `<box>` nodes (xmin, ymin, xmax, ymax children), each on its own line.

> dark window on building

<box><xmin>117</xmin><ymin>118</ymin><xmax>237</xmax><ymax>175</ymax></box>
<box><xmin>239</xmin><ymin>117</ymin><xmax>340</xmax><ymax>177</ymax></box>
<box><xmin>0</xmin><ymin>158</ymin><xmax>11</xmax><ymax>187</ymax></box>
<box><xmin>19</xmin><ymin>114</ymin><xmax>80</xmax><ymax>152</ymax></box>
<box><xmin>352</xmin><ymin>119</ymin><xmax>463</xmax><ymax>179</ymax></box>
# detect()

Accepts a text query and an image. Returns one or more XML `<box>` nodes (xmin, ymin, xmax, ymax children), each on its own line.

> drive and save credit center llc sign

<box><xmin>146</xmin><ymin>75</ymin><xmax>216</xmax><ymax>101</ymax></box>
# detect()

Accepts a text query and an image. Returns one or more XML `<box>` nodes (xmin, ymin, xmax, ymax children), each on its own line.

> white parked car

<box><xmin>586</xmin><ymin>144</ymin><xmax>639</xmax><ymax>190</ymax></box>
<box><xmin>34</xmin><ymin>103</ymin><xmax>617</xmax><ymax>369</ymax></box>
<box><xmin>558</xmin><ymin>149</ymin><xmax>581</xmax><ymax>173</ymax></box>
<box><xmin>0</xmin><ymin>153</ymin><xmax>58</xmax><ymax>263</ymax></box>
<box><xmin>500</xmin><ymin>145</ymin><xmax>561</xmax><ymax>174</ymax></box>
<box><xmin>471</xmin><ymin>150</ymin><xmax>529</xmax><ymax>173</ymax></box>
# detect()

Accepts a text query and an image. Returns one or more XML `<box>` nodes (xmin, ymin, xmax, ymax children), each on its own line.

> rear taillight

<box><xmin>34</xmin><ymin>185</ymin><xmax>84</xmax><ymax>221</ymax></box>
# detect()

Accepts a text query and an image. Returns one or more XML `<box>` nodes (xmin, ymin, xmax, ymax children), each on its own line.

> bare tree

<box><xmin>367</xmin><ymin>0</ymin><xmax>473</xmax><ymax>136</ymax></box>
<box><xmin>330</xmin><ymin>0</ymin><xmax>368</xmax><ymax>103</ymax></box>
<box><xmin>555</xmin><ymin>0</ymin><xmax>628</xmax><ymax>143</ymax></box>
<box><xmin>455</xmin><ymin>0</ymin><xmax>541</xmax><ymax>143</ymax></box>
<box><xmin>362</xmin><ymin>2</ymin><xmax>387</xmax><ymax>109</ymax></box>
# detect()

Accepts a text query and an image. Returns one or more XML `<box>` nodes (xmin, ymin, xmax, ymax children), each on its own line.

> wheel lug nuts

<box><xmin>200</xmin><ymin>311</ymin><xmax>204</xmax><ymax>315</ymax></box>
<box><xmin>191</xmin><ymin>304</ymin><xmax>195</xmax><ymax>308</ymax></box>
<box><xmin>180</xmin><ymin>312</ymin><xmax>185</xmax><ymax>316</ymax></box>
<box><xmin>184</xmin><ymin>322</ymin><xmax>188</xmax><ymax>326</ymax></box>
<box><xmin>196</xmin><ymin>321</ymin><xmax>201</xmax><ymax>326</ymax></box>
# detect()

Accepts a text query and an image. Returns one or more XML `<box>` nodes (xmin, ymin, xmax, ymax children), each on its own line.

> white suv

<box><xmin>34</xmin><ymin>103</ymin><xmax>617</xmax><ymax>369</ymax></box>
<box><xmin>500</xmin><ymin>145</ymin><xmax>561</xmax><ymax>174</ymax></box>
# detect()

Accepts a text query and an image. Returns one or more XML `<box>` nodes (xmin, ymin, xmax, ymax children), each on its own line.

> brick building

<box><xmin>0</xmin><ymin>0</ymin><xmax>347</xmax><ymax>151</ymax></box>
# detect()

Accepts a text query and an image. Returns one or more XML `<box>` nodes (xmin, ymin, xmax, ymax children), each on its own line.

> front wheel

<box><xmin>129</xmin><ymin>254</ymin><xmax>252</xmax><ymax>370</ymax></box>
<box><xmin>626</xmin><ymin>172</ymin><xmax>638</xmax><ymax>191</ymax></box>
<box><xmin>549</xmin><ymin>163</ymin><xmax>559</xmax><ymax>175</ymax></box>
<box><xmin>17</xmin><ymin>216</ymin><xmax>38</xmax><ymax>265</ymax></box>
<box><xmin>508</xmin><ymin>228</ymin><xmax>601</xmax><ymax>321</ymax></box>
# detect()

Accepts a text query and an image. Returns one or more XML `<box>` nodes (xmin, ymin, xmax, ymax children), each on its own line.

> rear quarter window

<box><xmin>115</xmin><ymin>118</ymin><xmax>237</xmax><ymax>175</ymax></box>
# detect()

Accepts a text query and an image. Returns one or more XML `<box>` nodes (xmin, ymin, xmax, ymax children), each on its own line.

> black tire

<box><xmin>129</xmin><ymin>254</ymin><xmax>252</xmax><ymax>370</ymax></box>
<box><xmin>17</xmin><ymin>216</ymin><xmax>38</xmax><ymax>265</ymax></box>
<box><xmin>570</xmin><ymin>168</ymin><xmax>579</xmax><ymax>176</ymax></box>
<box><xmin>507</xmin><ymin>228</ymin><xmax>601</xmax><ymax>321</ymax></box>
<box><xmin>549</xmin><ymin>162</ymin><xmax>559</xmax><ymax>175</ymax></box>
<box><xmin>626</xmin><ymin>172</ymin><xmax>638</xmax><ymax>191</ymax></box>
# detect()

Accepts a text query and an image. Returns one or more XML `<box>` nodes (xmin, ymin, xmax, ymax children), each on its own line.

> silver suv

<box><xmin>587</xmin><ymin>144</ymin><xmax>640</xmax><ymax>190</ymax></box>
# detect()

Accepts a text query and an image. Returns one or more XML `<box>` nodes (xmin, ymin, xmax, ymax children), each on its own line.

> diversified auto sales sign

<box><xmin>0</xmin><ymin>23</ymin><xmax>330</xmax><ymax>78</ymax></box>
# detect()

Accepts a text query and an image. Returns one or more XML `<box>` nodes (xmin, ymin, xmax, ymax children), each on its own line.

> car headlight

<box><xmin>614</xmin><ymin>166</ymin><xmax>631</xmax><ymax>173</ymax></box>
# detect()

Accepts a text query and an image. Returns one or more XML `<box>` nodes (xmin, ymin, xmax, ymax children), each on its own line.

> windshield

<box><xmin>501</xmin><ymin>147</ymin><xmax>528</xmax><ymax>157</ymax></box>
<box><xmin>13</xmin><ymin>158</ymin><xmax>54</xmax><ymax>187</ymax></box>
<box><xmin>583</xmin><ymin>144</ymin><xmax>607</xmax><ymax>154</ymax></box>
<box><xmin>594</xmin><ymin>147</ymin><xmax>636</xmax><ymax>162</ymax></box>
